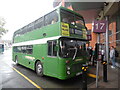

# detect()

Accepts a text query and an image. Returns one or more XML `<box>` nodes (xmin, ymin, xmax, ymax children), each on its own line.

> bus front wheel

<box><xmin>36</xmin><ymin>61</ymin><xmax>43</xmax><ymax>76</ymax></box>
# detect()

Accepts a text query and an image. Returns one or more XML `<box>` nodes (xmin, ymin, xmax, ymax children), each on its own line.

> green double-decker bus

<box><xmin>12</xmin><ymin>7</ymin><xmax>89</xmax><ymax>80</ymax></box>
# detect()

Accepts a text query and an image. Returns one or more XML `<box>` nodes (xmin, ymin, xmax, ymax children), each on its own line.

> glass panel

<box><xmin>21</xmin><ymin>46</ymin><xmax>27</xmax><ymax>53</ymax></box>
<box><xmin>61</xmin><ymin>9</ymin><xmax>74</xmax><ymax>24</ymax></box>
<box><xmin>28</xmin><ymin>23</ymin><xmax>34</xmax><ymax>32</ymax></box>
<box><xmin>13</xmin><ymin>47</ymin><xmax>17</xmax><ymax>52</ymax></box>
<box><xmin>53</xmin><ymin>41</ymin><xmax>57</xmax><ymax>56</ymax></box>
<box><xmin>17</xmin><ymin>46</ymin><xmax>22</xmax><ymax>52</ymax></box>
<box><xmin>60</xmin><ymin>9</ymin><xmax>84</xmax><ymax>26</ymax></box>
<box><xmin>48</xmin><ymin>40</ymin><xmax>57</xmax><ymax>56</ymax></box>
<box><xmin>34</xmin><ymin>17</ymin><xmax>44</xmax><ymax>29</ymax></box>
<box><xmin>14</xmin><ymin>17</ymin><xmax>44</xmax><ymax>37</ymax></box>
<box><xmin>75</xmin><ymin>15</ymin><xmax>84</xmax><ymax>28</ymax></box>
<box><xmin>48</xmin><ymin>41</ymin><xmax>52</xmax><ymax>56</ymax></box>
<box><xmin>13</xmin><ymin>46</ymin><xmax>22</xmax><ymax>52</ymax></box>
<box><xmin>26</xmin><ymin>45</ymin><xmax>33</xmax><ymax>54</ymax></box>
<box><xmin>59</xmin><ymin>38</ymin><xmax>89</xmax><ymax>58</ymax></box>
<box><xmin>45</xmin><ymin>10</ymin><xmax>58</xmax><ymax>26</ymax></box>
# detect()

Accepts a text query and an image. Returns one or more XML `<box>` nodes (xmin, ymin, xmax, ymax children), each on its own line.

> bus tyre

<box><xmin>15</xmin><ymin>56</ymin><xmax>19</xmax><ymax>65</ymax></box>
<box><xmin>36</xmin><ymin>61</ymin><xmax>43</xmax><ymax>76</ymax></box>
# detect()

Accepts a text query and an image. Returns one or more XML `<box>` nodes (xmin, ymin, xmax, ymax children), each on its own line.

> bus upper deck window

<box><xmin>45</xmin><ymin>10</ymin><xmax>58</xmax><ymax>26</ymax></box>
<box><xmin>51</xmin><ymin>16</ymin><xmax>58</xmax><ymax>24</ymax></box>
<box><xmin>62</xmin><ymin>18</ymin><xmax>69</xmax><ymax>23</ymax></box>
<box><xmin>61</xmin><ymin>9</ymin><xmax>74</xmax><ymax>24</ymax></box>
<box><xmin>75</xmin><ymin>16</ymin><xmax>84</xmax><ymax>28</ymax></box>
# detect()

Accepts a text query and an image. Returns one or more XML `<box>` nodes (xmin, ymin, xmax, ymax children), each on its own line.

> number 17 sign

<box><xmin>93</xmin><ymin>20</ymin><xmax>107</xmax><ymax>33</ymax></box>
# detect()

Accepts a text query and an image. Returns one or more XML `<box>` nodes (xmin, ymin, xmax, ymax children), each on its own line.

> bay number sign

<box><xmin>93</xmin><ymin>20</ymin><xmax>107</xmax><ymax>33</ymax></box>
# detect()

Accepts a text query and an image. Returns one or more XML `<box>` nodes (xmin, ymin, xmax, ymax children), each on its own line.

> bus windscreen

<box><xmin>61</xmin><ymin>9</ymin><xmax>84</xmax><ymax>27</ymax></box>
<box><xmin>59</xmin><ymin>38</ymin><xmax>89</xmax><ymax>59</ymax></box>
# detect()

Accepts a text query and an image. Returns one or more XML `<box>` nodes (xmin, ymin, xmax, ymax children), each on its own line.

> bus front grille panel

<box><xmin>71</xmin><ymin>63</ymin><xmax>82</xmax><ymax>72</ymax></box>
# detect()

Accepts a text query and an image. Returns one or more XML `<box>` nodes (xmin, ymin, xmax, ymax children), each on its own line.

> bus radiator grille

<box><xmin>71</xmin><ymin>63</ymin><xmax>82</xmax><ymax>72</ymax></box>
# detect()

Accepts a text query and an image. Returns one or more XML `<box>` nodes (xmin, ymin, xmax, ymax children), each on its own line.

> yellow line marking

<box><xmin>87</xmin><ymin>73</ymin><xmax>103</xmax><ymax>79</ymax></box>
<box><xmin>87</xmin><ymin>73</ymin><xmax>96</xmax><ymax>78</ymax></box>
<box><xmin>87</xmin><ymin>73</ymin><xmax>99</xmax><ymax>79</ymax></box>
<box><xmin>13</xmin><ymin>68</ymin><xmax>43</xmax><ymax>90</ymax></box>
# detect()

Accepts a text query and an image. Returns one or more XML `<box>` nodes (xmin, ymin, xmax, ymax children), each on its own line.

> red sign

<box><xmin>87</xmin><ymin>30</ymin><xmax>92</xmax><ymax>40</ymax></box>
<box><xmin>93</xmin><ymin>20</ymin><xmax>107</xmax><ymax>33</ymax></box>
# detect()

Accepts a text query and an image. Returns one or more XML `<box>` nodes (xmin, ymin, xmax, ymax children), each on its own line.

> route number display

<box><xmin>93</xmin><ymin>20</ymin><xmax>107</xmax><ymax>33</ymax></box>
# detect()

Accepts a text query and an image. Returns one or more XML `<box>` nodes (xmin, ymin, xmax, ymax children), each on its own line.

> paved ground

<box><xmin>0</xmin><ymin>48</ymin><xmax>96</xmax><ymax>89</ymax></box>
<box><xmin>88</xmin><ymin>62</ymin><xmax>119</xmax><ymax>89</ymax></box>
<box><xmin>0</xmin><ymin>48</ymin><xmax>119</xmax><ymax>89</ymax></box>
<box><xmin>0</xmin><ymin>49</ymin><xmax>36</xmax><ymax>89</ymax></box>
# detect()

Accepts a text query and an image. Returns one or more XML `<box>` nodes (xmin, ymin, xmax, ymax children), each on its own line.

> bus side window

<box><xmin>21</xmin><ymin>46</ymin><xmax>27</xmax><ymax>53</ymax></box>
<box><xmin>34</xmin><ymin>17</ymin><xmax>44</xmax><ymax>30</ymax></box>
<box><xmin>17</xmin><ymin>46</ymin><xmax>22</xmax><ymax>52</ymax></box>
<box><xmin>26</xmin><ymin>45</ymin><xmax>33</xmax><ymax>54</ymax></box>
<box><xmin>53</xmin><ymin>41</ymin><xmax>57</xmax><ymax>56</ymax></box>
<box><xmin>13</xmin><ymin>46</ymin><xmax>21</xmax><ymax>52</ymax></box>
<box><xmin>47</xmin><ymin>40</ymin><xmax>57</xmax><ymax>56</ymax></box>
<box><xmin>45</xmin><ymin>10</ymin><xmax>58</xmax><ymax>26</ymax></box>
<box><xmin>13</xmin><ymin>46</ymin><xmax>17</xmax><ymax>52</ymax></box>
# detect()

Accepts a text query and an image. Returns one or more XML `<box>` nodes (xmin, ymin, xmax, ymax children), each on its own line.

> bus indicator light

<box><xmin>42</xmin><ymin>57</ymin><xmax>44</xmax><ymax>60</ymax></box>
<box><xmin>66</xmin><ymin>60</ymin><xmax>70</xmax><ymax>63</ymax></box>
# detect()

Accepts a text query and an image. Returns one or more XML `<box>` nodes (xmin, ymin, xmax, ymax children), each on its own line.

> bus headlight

<box><xmin>67</xmin><ymin>71</ymin><xmax>70</xmax><ymax>75</ymax></box>
<box><xmin>67</xmin><ymin>66</ymin><xmax>70</xmax><ymax>70</ymax></box>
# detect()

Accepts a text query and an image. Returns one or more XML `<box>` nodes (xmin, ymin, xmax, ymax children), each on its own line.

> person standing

<box><xmin>110</xmin><ymin>46</ymin><xmax>116</xmax><ymax>68</ymax></box>
<box><xmin>88</xmin><ymin>47</ymin><xmax>93</xmax><ymax>65</ymax></box>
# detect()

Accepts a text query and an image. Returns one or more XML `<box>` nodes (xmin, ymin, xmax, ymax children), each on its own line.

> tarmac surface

<box><xmin>0</xmin><ymin>48</ymin><xmax>95</xmax><ymax>89</ymax></box>
<box><xmin>88</xmin><ymin>64</ymin><xmax>119</xmax><ymax>89</ymax></box>
<box><xmin>0</xmin><ymin>48</ymin><xmax>119</xmax><ymax>89</ymax></box>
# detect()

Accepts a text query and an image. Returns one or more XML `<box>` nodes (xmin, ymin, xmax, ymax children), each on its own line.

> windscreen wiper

<box><xmin>60</xmin><ymin>41</ymin><xmax>64</xmax><ymax>55</ymax></box>
<box><xmin>72</xmin><ymin>47</ymin><xmax>77</xmax><ymax>60</ymax></box>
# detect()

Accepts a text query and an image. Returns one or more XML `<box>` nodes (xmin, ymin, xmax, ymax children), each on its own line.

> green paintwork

<box><xmin>14</xmin><ymin>22</ymin><xmax>61</xmax><ymax>43</ymax></box>
<box><xmin>12</xmin><ymin>7</ymin><xmax>89</xmax><ymax>80</ymax></box>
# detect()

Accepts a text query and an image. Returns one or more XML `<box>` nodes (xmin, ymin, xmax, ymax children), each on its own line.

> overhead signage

<box><xmin>93</xmin><ymin>20</ymin><xmax>107</xmax><ymax>33</ymax></box>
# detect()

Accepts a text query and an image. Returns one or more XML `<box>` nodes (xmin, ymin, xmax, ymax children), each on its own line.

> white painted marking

<box><xmin>12</xmin><ymin>36</ymin><xmax>61</xmax><ymax>46</ymax></box>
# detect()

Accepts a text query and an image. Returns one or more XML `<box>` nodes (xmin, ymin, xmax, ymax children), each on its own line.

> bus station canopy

<box><xmin>53</xmin><ymin>1</ymin><xmax>119</xmax><ymax>23</ymax></box>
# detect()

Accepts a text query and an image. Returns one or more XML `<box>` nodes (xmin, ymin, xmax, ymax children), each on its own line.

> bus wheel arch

<box><xmin>35</xmin><ymin>60</ymin><xmax>44</xmax><ymax>76</ymax></box>
<box><xmin>15</xmin><ymin>55</ymin><xmax>19</xmax><ymax>65</ymax></box>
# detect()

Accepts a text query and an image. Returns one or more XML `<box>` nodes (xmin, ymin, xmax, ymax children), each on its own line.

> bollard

<box><xmin>82</xmin><ymin>64</ymin><xmax>88</xmax><ymax>90</ymax></box>
<box><xmin>102</xmin><ymin>61</ymin><xmax>107</xmax><ymax>82</ymax></box>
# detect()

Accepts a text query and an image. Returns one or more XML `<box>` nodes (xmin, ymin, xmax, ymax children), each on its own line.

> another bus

<box><xmin>0</xmin><ymin>43</ymin><xmax>4</xmax><ymax>53</ymax></box>
<box><xmin>12</xmin><ymin>7</ymin><xmax>89</xmax><ymax>80</ymax></box>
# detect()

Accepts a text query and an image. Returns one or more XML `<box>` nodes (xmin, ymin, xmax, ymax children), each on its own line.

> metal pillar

<box><xmin>82</xmin><ymin>65</ymin><xmax>88</xmax><ymax>90</ymax></box>
<box><xmin>105</xmin><ymin>16</ymin><xmax>109</xmax><ymax>64</ymax></box>
<box><xmin>96</xmin><ymin>34</ymin><xmax>100</xmax><ymax>88</ymax></box>
<box><xmin>102</xmin><ymin>61</ymin><xmax>108</xmax><ymax>82</ymax></box>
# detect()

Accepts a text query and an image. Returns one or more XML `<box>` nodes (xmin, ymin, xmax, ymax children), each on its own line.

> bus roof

<box><xmin>13</xmin><ymin>6</ymin><xmax>84</xmax><ymax>35</ymax></box>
